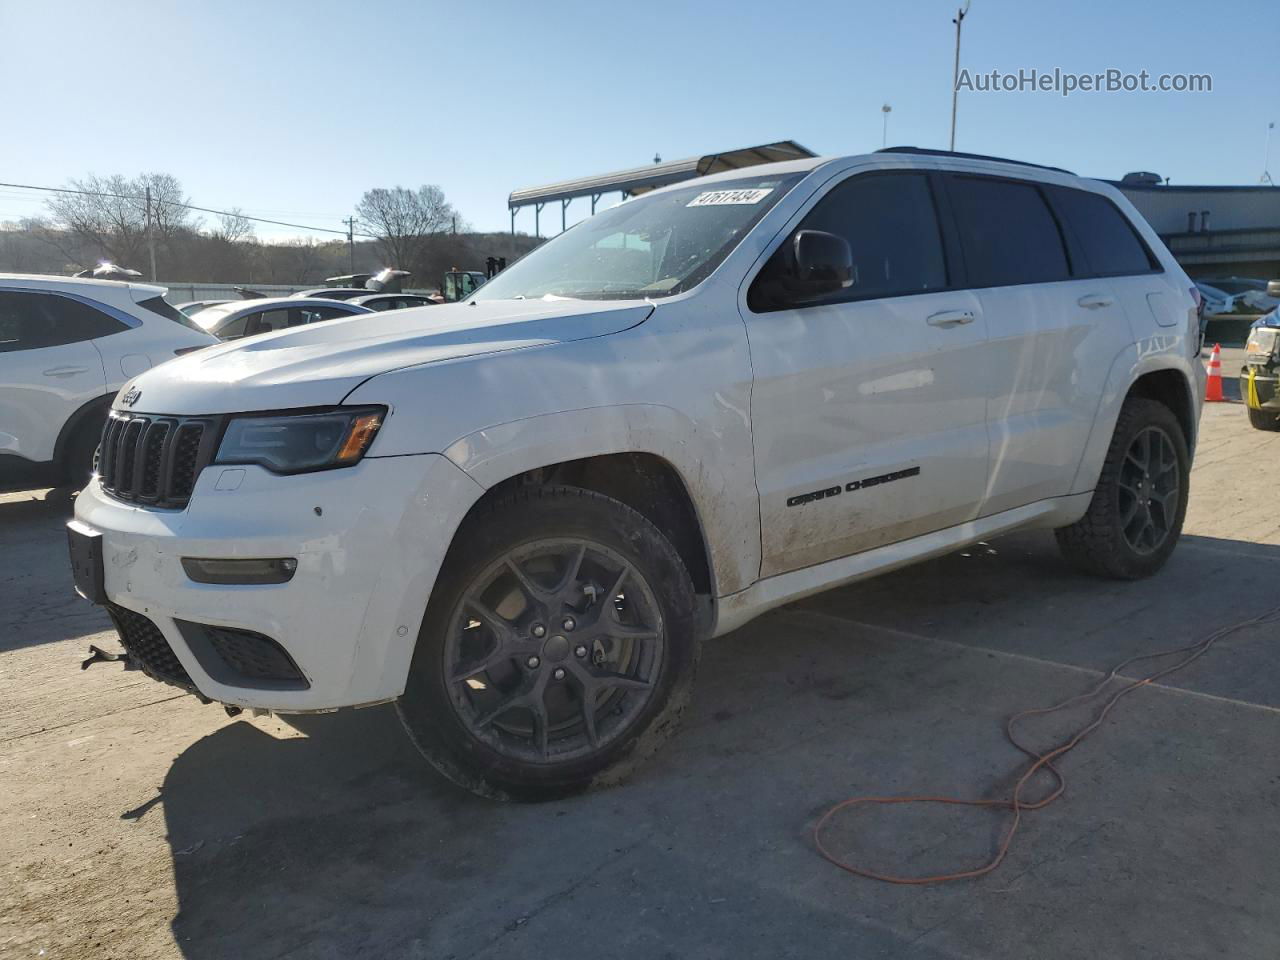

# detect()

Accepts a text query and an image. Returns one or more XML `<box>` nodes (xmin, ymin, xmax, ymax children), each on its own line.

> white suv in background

<box><xmin>0</xmin><ymin>275</ymin><xmax>217</xmax><ymax>491</ymax></box>
<box><xmin>69</xmin><ymin>149</ymin><xmax>1203</xmax><ymax>800</ymax></box>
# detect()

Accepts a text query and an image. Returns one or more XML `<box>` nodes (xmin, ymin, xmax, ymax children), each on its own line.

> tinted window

<box><xmin>245</xmin><ymin>309</ymin><xmax>291</xmax><ymax>336</ymax></box>
<box><xmin>297</xmin><ymin>306</ymin><xmax>354</xmax><ymax>324</ymax></box>
<box><xmin>214</xmin><ymin>314</ymin><xmax>250</xmax><ymax>339</ymax></box>
<box><xmin>0</xmin><ymin>291</ymin><xmax>127</xmax><ymax>352</ymax></box>
<box><xmin>1049</xmin><ymin>187</ymin><xmax>1156</xmax><ymax>276</ymax></box>
<box><xmin>947</xmin><ymin>176</ymin><xmax>1069</xmax><ymax>287</ymax></box>
<box><xmin>749</xmin><ymin>172</ymin><xmax>947</xmax><ymax>311</ymax></box>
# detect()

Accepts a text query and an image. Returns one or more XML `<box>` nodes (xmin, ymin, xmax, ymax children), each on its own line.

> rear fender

<box><xmin>1070</xmin><ymin>344</ymin><xmax>1199</xmax><ymax>495</ymax></box>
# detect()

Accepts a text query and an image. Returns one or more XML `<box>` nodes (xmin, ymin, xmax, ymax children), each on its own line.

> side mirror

<box><xmin>1268</xmin><ymin>279</ymin><xmax>1280</xmax><ymax>298</ymax></box>
<box><xmin>790</xmin><ymin>229</ymin><xmax>854</xmax><ymax>300</ymax></box>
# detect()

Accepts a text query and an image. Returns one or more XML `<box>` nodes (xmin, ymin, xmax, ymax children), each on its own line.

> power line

<box><xmin>0</xmin><ymin>180</ymin><xmax>378</xmax><ymax>239</ymax></box>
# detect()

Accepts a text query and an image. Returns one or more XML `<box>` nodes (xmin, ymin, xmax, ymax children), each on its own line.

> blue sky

<box><xmin>0</xmin><ymin>0</ymin><xmax>1275</xmax><ymax>239</ymax></box>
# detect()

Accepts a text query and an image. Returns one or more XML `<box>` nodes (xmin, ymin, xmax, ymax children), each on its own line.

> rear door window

<box><xmin>0</xmin><ymin>291</ymin><xmax>127</xmax><ymax>352</ymax></box>
<box><xmin>947</xmin><ymin>176</ymin><xmax>1070</xmax><ymax>287</ymax></box>
<box><xmin>1047</xmin><ymin>187</ymin><xmax>1157</xmax><ymax>277</ymax></box>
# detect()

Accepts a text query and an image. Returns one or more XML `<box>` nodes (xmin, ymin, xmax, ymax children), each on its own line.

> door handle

<box><xmin>1077</xmin><ymin>294</ymin><xmax>1114</xmax><ymax>310</ymax></box>
<box><xmin>42</xmin><ymin>366</ymin><xmax>89</xmax><ymax>377</ymax></box>
<box><xmin>926</xmin><ymin>309</ymin><xmax>975</xmax><ymax>328</ymax></box>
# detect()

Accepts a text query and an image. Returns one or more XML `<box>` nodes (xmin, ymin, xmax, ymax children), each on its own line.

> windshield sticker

<box><xmin>687</xmin><ymin>188</ymin><xmax>774</xmax><ymax>207</ymax></box>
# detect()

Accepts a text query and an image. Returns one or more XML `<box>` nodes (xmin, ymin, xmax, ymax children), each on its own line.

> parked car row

<box><xmin>187</xmin><ymin>297</ymin><xmax>373</xmax><ymax>340</ymax></box>
<box><xmin>0</xmin><ymin>274</ymin><xmax>218</xmax><ymax>491</ymax></box>
<box><xmin>0</xmin><ymin>266</ymin><xmax>451</xmax><ymax>493</ymax></box>
<box><xmin>0</xmin><ymin>258</ymin><xmax>479</xmax><ymax>492</ymax></box>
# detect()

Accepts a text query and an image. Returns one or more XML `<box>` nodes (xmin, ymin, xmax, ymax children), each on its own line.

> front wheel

<box><xmin>397</xmin><ymin>486</ymin><xmax>700</xmax><ymax>801</ymax></box>
<box><xmin>64</xmin><ymin>420</ymin><xmax>103</xmax><ymax>488</ymax></box>
<box><xmin>1247</xmin><ymin>407</ymin><xmax>1280</xmax><ymax>431</ymax></box>
<box><xmin>1055</xmin><ymin>397</ymin><xmax>1190</xmax><ymax>579</ymax></box>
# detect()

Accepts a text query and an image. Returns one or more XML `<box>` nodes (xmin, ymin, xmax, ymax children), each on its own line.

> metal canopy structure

<box><xmin>508</xmin><ymin>139</ymin><xmax>816</xmax><ymax>236</ymax></box>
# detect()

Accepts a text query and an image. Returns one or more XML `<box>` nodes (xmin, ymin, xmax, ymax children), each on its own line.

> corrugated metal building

<box><xmin>1109</xmin><ymin>180</ymin><xmax>1280</xmax><ymax>279</ymax></box>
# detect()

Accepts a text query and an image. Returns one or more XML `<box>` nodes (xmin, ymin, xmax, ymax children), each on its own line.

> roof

<box><xmin>509</xmin><ymin>140</ymin><xmax>817</xmax><ymax>208</ymax></box>
<box><xmin>0</xmin><ymin>272</ymin><xmax>167</xmax><ymax>299</ymax></box>
<box><xmin>876</xmin><ymin>146</ymin><xmax>1075</xmax><ymax>175</ymax></box>
<box><xmin>194</xmin><ymin>296</ymin><xmax>367</xmax><ymax>317</ymax></box>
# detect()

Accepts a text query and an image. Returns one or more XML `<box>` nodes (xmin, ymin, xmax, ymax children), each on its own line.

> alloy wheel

<box><xmin>1117</xmin><ymin>425</ymin><xmax>1180</xmax><ymax>555</ymax></box>
<box><xmin>442</xmin><ymin>538</ymin><xmax>664</xmax><ymax>764</ymax></box>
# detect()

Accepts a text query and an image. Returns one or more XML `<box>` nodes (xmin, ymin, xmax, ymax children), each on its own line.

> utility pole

<box><xmin>949</xmin><ymin>1</ymin><xmax>971</xmax><ymax>152</ymax></box>
<box><xmin>144</xmin><ymin>185</ymin><xmax>157</xmax><ymax>281</ymax></box>
<box><xmin>1263</xmin><ymin>122</ymin><xmax>1276</xmax><ymax>185</ymax></box>
<box><xmin>881</xmin><ymin>103</ymin><xmax>892</xmax><ymax>148</ymax></box>
<box><xmin>344</xmin><ymin>216</ymin><xmax>356</xmax><ymax>271</ymax></box>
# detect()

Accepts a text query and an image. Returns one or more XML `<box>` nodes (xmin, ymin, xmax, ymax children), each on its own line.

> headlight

<box><xmin>1246</xmin><ymin>326</ymin><xmax>1279</xmax><ymax>362</ymax></box>
<box><xmin>215</xmin><ymin>406</ymin><xmax>386</xmax><ymax>474</ymax></box>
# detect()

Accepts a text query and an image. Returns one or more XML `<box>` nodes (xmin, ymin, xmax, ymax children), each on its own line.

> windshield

<box><xmin>475</xmin><ymin>172</ymin><xmax>804</xmax><ymax>301</ymax></box>
<box><xmin>189</xmin><ymin>302</ymin><xmax>241</xmax><ymax>330</ymax></box>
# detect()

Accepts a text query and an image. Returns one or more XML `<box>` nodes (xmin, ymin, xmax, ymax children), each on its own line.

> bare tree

<box><xmin>140</xmin><ymin>172</ymin><xmax>192</xmax><ymax>243</ymax></box>
<box><xmin>355</xmin><ymin>185</ymin><xmax>459</xmax><ymax>278</ymax></box>
<box><xmin>211</xmin><ymin>208</ymin><xmax>254</xmax><ymax>244</ymax></box>
<box><xmin>44</xmin><ymin>172</ymin><xmax>194</xmax><ymax>270</ymax></box>
<box><xmin>285</xmin><ymin>238</ymin><xmax>324</xmax><ymax>283</ymax></box>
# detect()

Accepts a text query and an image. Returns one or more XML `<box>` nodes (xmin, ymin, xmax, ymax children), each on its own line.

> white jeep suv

<box><xmin>1</xmin><ymin>274</ymin><xmax>217</xmax><ymax>491</ymax></box>
<box><xmin>68</xmin><ymin>150</ymin><xmax>1203</xmax><ymax>799</ymax></box>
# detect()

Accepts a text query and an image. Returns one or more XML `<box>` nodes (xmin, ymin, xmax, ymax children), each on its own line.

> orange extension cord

<box><xmin>813</xmin><ymin>604</ymin><xmax>1280</xmax><ymax>885</ymax></box>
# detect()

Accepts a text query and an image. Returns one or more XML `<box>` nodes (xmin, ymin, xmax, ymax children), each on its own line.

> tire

<box><xmin>63</xmin><ymin>419</ymin><xmax>103</xmax><ymax>488</ymax></box>
<box><xmin>1055</xmin><ymin>397</ymin><xmax>1190</xmax><ymax>580</ymax></box>
<box><xmin>1247</xmin><ymin>407</ymin><xmax>1280</xmax><ymax>431</ymax></box>
<box><xmin>397</xmin><ymin>485</ymin><xmax>700</xmax><ymax>801</ymax></box>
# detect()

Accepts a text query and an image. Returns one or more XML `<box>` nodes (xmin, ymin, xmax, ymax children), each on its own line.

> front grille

<box><xmin>98</xmin><ymin>412</ymin><xmax>218</xmax><ymax>508</ymax></box>
<box><xmin>105</xmin><ymin>603</ymin><xmax>197</xmax><ymax>692</ymax></box>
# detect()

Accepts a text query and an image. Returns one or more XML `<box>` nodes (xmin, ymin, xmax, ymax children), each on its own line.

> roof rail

<box><xmin>875</xmin><ymin>146</ymin><xmax>1075</xmax><ymax>176</ymax></box>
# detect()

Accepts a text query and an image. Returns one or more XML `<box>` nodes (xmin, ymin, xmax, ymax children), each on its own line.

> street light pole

<box><xmin>1263</xmin><ymin>121</ymin><xmax>1276</xmax><ymax>185</ymax></box>
<box><xmin>949</xmin><ymin>1</ymin><xmax>971</xmax><ymax>152</ymax></box>
<box><xmin>882</xmin><ymin>103</ymin><xmax>892</xmax><ymax>148</ymax></box>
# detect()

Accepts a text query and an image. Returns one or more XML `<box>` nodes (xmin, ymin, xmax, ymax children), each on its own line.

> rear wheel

<box><xmin>1247</xmin><ymin>407</ymin><xmax>1280</xmax><ymax>431</ymax></box>
<box><xmin>1055</xmin><ymin>397</ymin><xmax>1189</xmax><ymax>579</ymax></box>
<box><xmin>397</xmin><ymin>486</ymin><xmax>700</xmax><ymax>800</ymax></box>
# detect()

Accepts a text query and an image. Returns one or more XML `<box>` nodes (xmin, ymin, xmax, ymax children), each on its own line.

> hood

<box><xmin>114</xmin><ymin>298</ymin><xmax>653</xmax><ymax>415</ymax></box>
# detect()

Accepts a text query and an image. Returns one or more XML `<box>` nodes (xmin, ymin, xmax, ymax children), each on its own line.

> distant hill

<box><xmin>0</xmin><ymin>223</ymin><xmax>543</xmax><ymax>290</ymax></box>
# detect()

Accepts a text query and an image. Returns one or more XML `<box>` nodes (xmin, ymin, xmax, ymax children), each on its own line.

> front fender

<box><xmin>442</xmin><ymin>404</ymin><xmax>760</xmax><ymax>597</ymax></box>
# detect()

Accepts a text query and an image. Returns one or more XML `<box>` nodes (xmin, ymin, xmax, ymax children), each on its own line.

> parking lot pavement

<box><xmin>3</xmin><ymin>395</ymin><xmax>1278</xmax><ymax>960</ymax></box>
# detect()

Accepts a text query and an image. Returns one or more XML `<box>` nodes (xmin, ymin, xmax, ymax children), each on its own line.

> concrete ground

<box><xmin>3</xmin><ymin>352</ymin><xmax>1278</xmax><ymax>960</ymax></box>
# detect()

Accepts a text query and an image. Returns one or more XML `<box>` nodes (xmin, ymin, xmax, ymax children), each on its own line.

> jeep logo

<box><xmin>121</xmin><ymin>387</ymin><xmax>141</xmax><ymax>407</ymax></box>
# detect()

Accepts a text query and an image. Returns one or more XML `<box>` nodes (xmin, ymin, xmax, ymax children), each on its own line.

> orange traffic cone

<box><xmin>1205</xmin><ymin>343</ymin><xmax>1224</xmax><ymax>402</ymax></box>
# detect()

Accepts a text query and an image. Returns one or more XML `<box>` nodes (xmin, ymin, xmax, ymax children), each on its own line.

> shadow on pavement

<box><xmin>0</xmin><ymin>487</ymin><xmax>110</xmax><ymax>653</ymax></box>
<box><xmin>157</xmin><ymin>529</ymin><xmax>1280</xmax><ymax>960</ymax></box>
